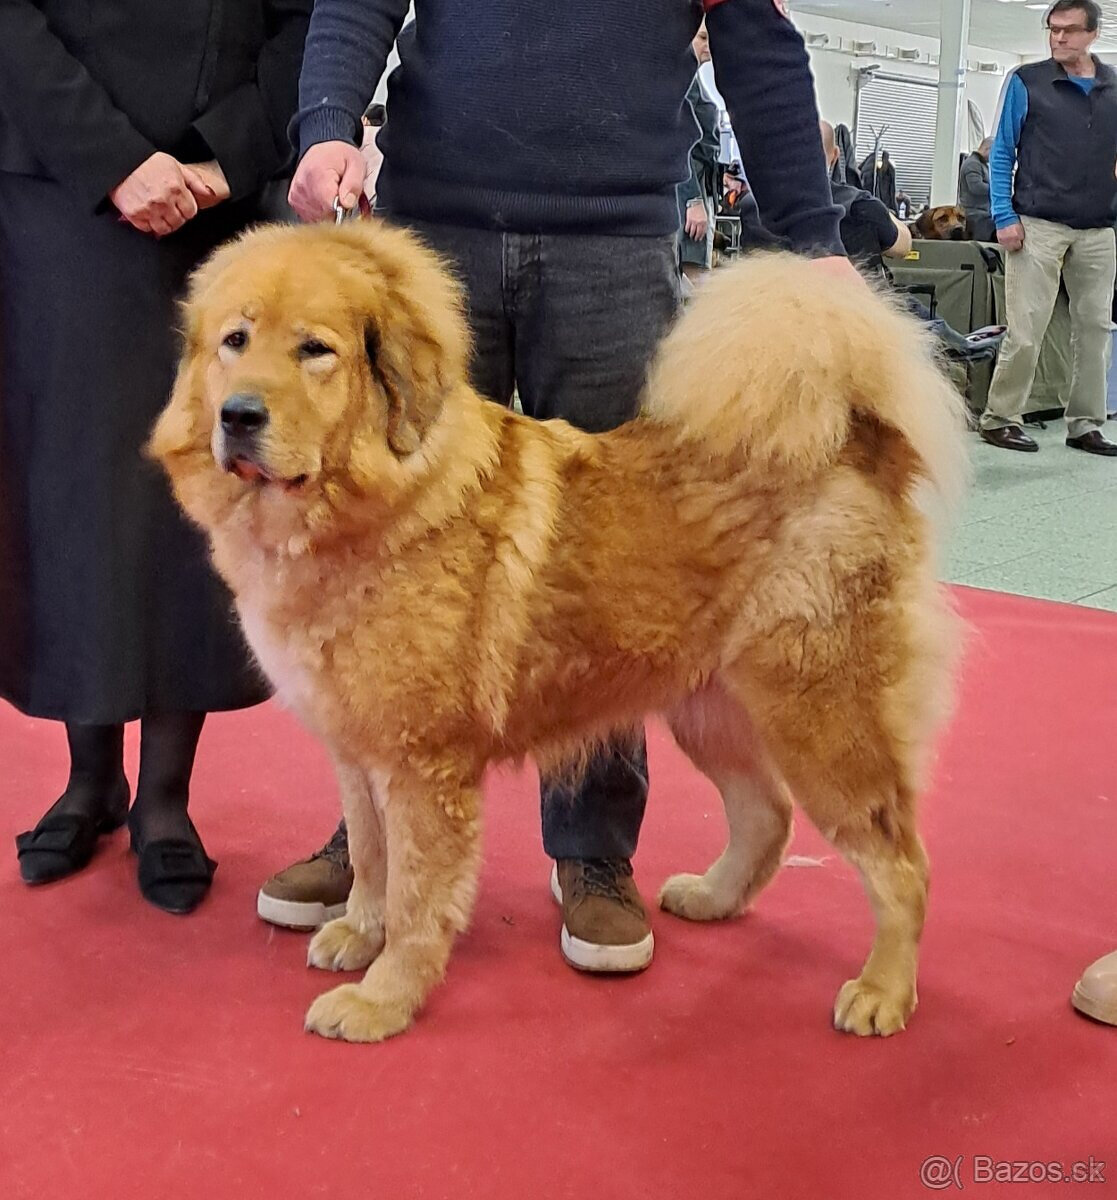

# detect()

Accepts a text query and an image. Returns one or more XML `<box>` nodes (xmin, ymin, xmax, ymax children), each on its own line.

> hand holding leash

<box><xmin>288</xmin><ymin>140</ymin><xmax>367</xmax><ymax>223</ymax></box>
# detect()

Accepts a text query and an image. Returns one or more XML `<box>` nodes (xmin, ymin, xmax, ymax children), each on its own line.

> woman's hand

<box><xmin>110</xmin><ymin>152</ymin><xmax>198</xmax><ymax>236</ymax></box>
<box><xmin>182</xmin><ymin>160</ymin><xmax>231</xmax><ymax>211</ymax></box>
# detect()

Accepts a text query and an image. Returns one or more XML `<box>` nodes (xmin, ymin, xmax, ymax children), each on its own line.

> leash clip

<box><xmin>333</xmin><ymin>194</ymin><xmax>372</xmax><ymax>225</ymax></box>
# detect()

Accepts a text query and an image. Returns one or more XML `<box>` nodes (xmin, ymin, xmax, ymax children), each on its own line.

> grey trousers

<box><xmin>400</xmin><ymin>219</ymin><xmax>682</xmax><ymax>859</ymax></box>
<box><xmin>981</xmin><ymin>216</ymin><xmax>1116</xmax><ymax>438</ymax></box>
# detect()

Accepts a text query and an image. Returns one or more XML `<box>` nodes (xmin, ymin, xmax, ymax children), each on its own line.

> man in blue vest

<box><xmin>978</xmin><ymin>0</ymin><xmax>1117</xmax><ymax>456</ymax></box>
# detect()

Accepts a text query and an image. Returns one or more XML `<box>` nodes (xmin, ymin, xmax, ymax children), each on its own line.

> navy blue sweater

<box><xmin>294</xmin><ymin>0</ymin><xmax>842</xmax><ymax>253</ymax></box>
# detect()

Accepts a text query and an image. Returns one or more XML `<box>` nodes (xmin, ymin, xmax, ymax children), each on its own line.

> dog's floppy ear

<box><xmin>147</xmin><ymin>320</ymin><xmax>210</xmax><ymax>467</ymax></box>
<box><xmin>364</xmin><ymin>323</ymin><xmax>446</xmax><ymax>458</ymax></box>
<box><xmin>147</xmin><ymin>250</ymin><xmax>233</xmax><ymax>468</ymax></box>
<box><xmin>912</xmin><ymin>210</ymin><xmax>932</xmax><ymax>239</ymax></box>
<box><xmin>338</xmin><ymin>222</ymin><xmax>471</xmax><ymax>462</ymax></box>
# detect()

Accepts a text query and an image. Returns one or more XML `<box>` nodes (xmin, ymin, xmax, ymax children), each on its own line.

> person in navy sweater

<box><xmin>258</xmin><ymin>0</ymin><xmax>862</xmax><ymax>973</ymax></box>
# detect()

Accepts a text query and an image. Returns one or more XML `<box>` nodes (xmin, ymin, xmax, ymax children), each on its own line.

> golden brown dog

<box><xmin>911</xmin><ymin>205</ymin><xmax>968</xmax><ymax>241</ymax></box>
<box><xmin>152</xmin><ymin>222</ymin><xmax>967</xmax><ymax>1044</ymax></box>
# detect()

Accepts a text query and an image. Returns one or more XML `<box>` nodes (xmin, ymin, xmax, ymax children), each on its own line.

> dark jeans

<box><xmin>400</xmin><ymin>219</ymin><xmax>681</xmax><ymax>858</ymax></box>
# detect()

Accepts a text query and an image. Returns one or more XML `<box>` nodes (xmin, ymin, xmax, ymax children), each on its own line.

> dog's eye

<box><xmin>298</xmin><ymin>339</ymin><xmax>335</xmax><ymax>360</ymax></box>
<box><xmin>222</xmin><ymin>329</ymin><xmax>248</xmax><ymax>352</ymax></box>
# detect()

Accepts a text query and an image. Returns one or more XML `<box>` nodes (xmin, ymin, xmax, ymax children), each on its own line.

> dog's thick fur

<box><xmin>911</xmin><ymin>205</ymin><xmax>968</xmax><ymax>241</ymax></box>
<box><xmin>152</xmin><ymin>222</ymin><xmax>967</xmax><ymax>1044</ymax></box>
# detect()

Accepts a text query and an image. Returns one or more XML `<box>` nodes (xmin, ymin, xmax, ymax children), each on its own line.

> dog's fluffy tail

<box><xmin>643</xmin><ymin>253</ymin><xmax>969</xmax><ymax>514</ymax></box>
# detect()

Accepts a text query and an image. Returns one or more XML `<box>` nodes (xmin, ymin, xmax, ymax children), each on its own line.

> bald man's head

<box><xmin>820</xmin><ymin>120</ymin><xmax>838</xmax><ymax>169</ymax></box>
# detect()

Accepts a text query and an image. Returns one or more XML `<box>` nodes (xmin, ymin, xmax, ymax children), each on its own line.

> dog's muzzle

<box><xmin>218</xmin><ymin>393</ymin><xmax>272</xmax><ymax>482</ymax></box>
<box><xmin>216</xmin><ymin>393</ymin><xmax>308</xmax><ymax>490</ymax></box>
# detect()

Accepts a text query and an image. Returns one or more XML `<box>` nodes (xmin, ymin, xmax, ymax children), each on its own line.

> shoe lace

<box><xmin>575</xmin><ymin>858</ymin><xmax>642</xmax><ymax>913</ymax></box>
<box><xmin>313</xmin><ymin>823</ymin><xmax>350</xmax><ymax>869</ymax></box>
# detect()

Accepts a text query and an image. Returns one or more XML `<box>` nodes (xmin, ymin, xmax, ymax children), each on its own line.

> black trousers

<box><xmin>399</xmin><ymin>220</ymin><xmax>681</xmax><ymax>859</ymax></box>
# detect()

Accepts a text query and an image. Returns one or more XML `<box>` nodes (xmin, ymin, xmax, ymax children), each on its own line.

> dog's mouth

<box><xmin>225</xmin><ymin>455</ymin><xmax>309</xmax><ymax>493</ymax></box>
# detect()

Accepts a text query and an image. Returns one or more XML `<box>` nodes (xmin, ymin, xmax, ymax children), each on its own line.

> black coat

<box><xmin>0</xmin><ymin>1</ymin><xmax>310</xmax><ymax>722</ymax></box>
<box><xmin>0</xmin><ymin>0</ymin><xmax>309</xmax><ymax>209</ymax></box>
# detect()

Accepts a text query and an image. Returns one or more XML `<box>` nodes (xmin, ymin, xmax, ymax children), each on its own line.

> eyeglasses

<box><xmin>1047</xmin><ymin>24</ymin><xmax>1091</xmax><ymax>36</ymax></box>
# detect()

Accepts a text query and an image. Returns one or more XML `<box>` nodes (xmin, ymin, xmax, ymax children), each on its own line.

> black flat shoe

<box><xmin>128</xmin><ymin>815</ymin><xmax>216</xmax><ymax>915</ymax></box>
<box><xmin>15</xmin><ymin>780</ymin><xmax>130</xmax><ymax>885</ymax></box>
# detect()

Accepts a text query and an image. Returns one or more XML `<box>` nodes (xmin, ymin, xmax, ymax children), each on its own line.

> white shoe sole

<box><xmin>256</xmin><ymin>889</ymin><xmax>348</xmax><ymax>931</ymax></box>
<box><xmin>550</xmin><ymin>863</ymin><xmax>655</xmax><ymax>974</ymax></box>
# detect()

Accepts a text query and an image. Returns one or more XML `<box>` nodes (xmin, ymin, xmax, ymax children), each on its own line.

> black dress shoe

<box><xmin>1066</xmin><ymin>430</ymin><xmax>1117</xmax><ymax>457</ymax></box>
<box><xmin>15</xmin><ymin>780</ymin><xmax>130</xmax><ymax>885</ymax></box>
<box><xmin>128</xmin><ymin>813</ymin><xmax>216</xmax><ymax>915</ymax></box>
<box><xmin>980</xmin><ymin>425</ymin><xmax>1039</xmax><ymax>453</ymax></box>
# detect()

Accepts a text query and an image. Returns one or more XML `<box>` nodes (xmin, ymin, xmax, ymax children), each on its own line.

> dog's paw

<box><xmin>833</xmin><ymin>977</ymin><xmax>915</xmax><ymax>1037</ymax></box>
<box><xmin>304</xmin><ymin>983</ymin><xmax>413</xmax><ymax>1043</ymax></box>
<box><xmin>658</xmin><ymin>873</ymin><xmax>738</xmax><ymax>922</ymax></box>
<box><xmin>307</xmin><ymin>917</ymin><xmax>385</xmax><ymax>972</ymax></box>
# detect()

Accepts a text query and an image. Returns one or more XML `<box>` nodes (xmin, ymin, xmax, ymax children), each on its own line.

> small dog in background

<box><xmin>911</xmin><ymin>205</ymin><xmax>968</xmax><ymax>241</ymax></box>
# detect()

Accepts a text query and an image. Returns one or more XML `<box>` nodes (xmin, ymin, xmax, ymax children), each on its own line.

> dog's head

<box><xmin>150</xmin><ymin>221</ymin><xmax>470</xmax><ymax>542</ymax></box>
<box><xmin>912</xmin><ymin>205</ymin><xmax>967</xmax><ymax>241</ymax></box>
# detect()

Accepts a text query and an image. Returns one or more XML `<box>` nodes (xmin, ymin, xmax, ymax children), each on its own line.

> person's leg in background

<box><xmin>980</xmin><ymin>217</ymin><xmax>1069</xmax><ymax>452</ymax></box>
<box><xmin>513</xmin><ymin>231</ymin><xmax>682</xmax><ymax>972</ymax></box>
<box><xmin>256</xmin><ymin>221</ymin><xmax>515</xmax><ymax>930</ymax></box>
<box><xmin>1060</xmin><ymin>225</ymin><xmax>1117</xmax><ymax>456</ymax></box>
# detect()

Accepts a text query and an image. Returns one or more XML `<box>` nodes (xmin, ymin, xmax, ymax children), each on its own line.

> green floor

<box><xmin>943</xmin><ymin>418</ymin><xmax>1117</xmax><ymax>612</ymax></box>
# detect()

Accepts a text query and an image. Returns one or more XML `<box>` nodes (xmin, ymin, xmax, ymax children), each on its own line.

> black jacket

<box><xmin>0</xmin><ymin>0</ymin><xmax>311</xmax><ymax>211</ymax></box>
<box><xmin>831</xmin><ymin>181</ymin><xmax>897</xmax><ymax>277</ymax></box>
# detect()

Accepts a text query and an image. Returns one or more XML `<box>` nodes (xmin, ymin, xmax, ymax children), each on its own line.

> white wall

<box><xmin>790</xmin><ymin>13</ymin><xmax>1020</xmax><ymax>141</ymax></box>
<box><xmin>371</xmin><ymin>3</ymin><xmax>415</xmax><ymax>101</ymax></box>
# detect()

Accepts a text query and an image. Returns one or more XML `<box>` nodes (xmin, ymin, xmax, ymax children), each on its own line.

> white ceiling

<box><xmin>794</xmin><ymin>0</ymin><xmax>1117</xmax><ymax>55</ymax></box>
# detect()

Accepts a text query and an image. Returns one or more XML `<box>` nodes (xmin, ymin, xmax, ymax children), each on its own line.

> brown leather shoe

<box><xmin>257</xmin><ymin>822</ymin><xmax>352</xmax><ymax>930</ymax></box>
<box><xmin>1066</xmin><ymin>430</ymin><xmax>1117</xmax><ymax>457</ymax></box>
<box><xmin>1072</xmin><ymin>950</ymin><xmax>1117</xmax><ymax>1025</ymax></box>
<box><xmin>551</xmin><ymin>858</ymin><xmax>654</xmax><ymax>973</ymax></box>
<box><xmin>979</xmin><ymin>425</ymin><xmax>1039</xmax><ymax>452</ymax></box>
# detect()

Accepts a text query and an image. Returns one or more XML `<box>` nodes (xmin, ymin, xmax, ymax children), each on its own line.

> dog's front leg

<box><xmin>307</xmin><ymin>758</ymin><xmax>388</xmax><ymax>971</ymax></box>
<box><xmin>304</xmin><ymin>765</ymin><xmax>482</xmax><ymax>1043</ymax></box>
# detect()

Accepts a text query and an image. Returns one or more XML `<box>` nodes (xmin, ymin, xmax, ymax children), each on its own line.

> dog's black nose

<box><xmin>220</xmin><ymin>393</ymin><xmax>269</xmax><ymax>437</ymax></box>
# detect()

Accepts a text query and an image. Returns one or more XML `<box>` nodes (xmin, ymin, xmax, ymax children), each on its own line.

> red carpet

<box><xmin>1</xmin><ymin>586</ymin><xmax>1114</xmax><ymax>1200</ymax></box>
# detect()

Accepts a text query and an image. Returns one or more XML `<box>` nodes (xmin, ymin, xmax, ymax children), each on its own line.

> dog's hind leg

<box><xmin>724</xmin><ymin>612</ymin><xmax>943</xmax><ymax>1037</ymax></box>
<box><xmin>307</xmin><ymin>758</ymin><xmax>389</xmax><ymax>972</ymax></box>
<box><xmin>304</xmin><ymin>761</ymin><xmax>482</xmax><ymax>1044</ymax></box>
<box><xmin>659</xmin><ymin>686</ymin><xmax>793</xmax><ymax>923</ymax></box>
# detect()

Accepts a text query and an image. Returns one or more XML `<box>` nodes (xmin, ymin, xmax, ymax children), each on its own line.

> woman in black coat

<box><xmin>0</xmin><ymin>0</ymin><xmax>310</xmax><ymax>912</ymax></box>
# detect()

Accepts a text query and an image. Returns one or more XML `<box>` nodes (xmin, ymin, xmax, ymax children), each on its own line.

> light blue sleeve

<box><xmin>990</xmin><ymin>72</ymin><xmax>1028</xmax><ymax>230</ymax></box>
